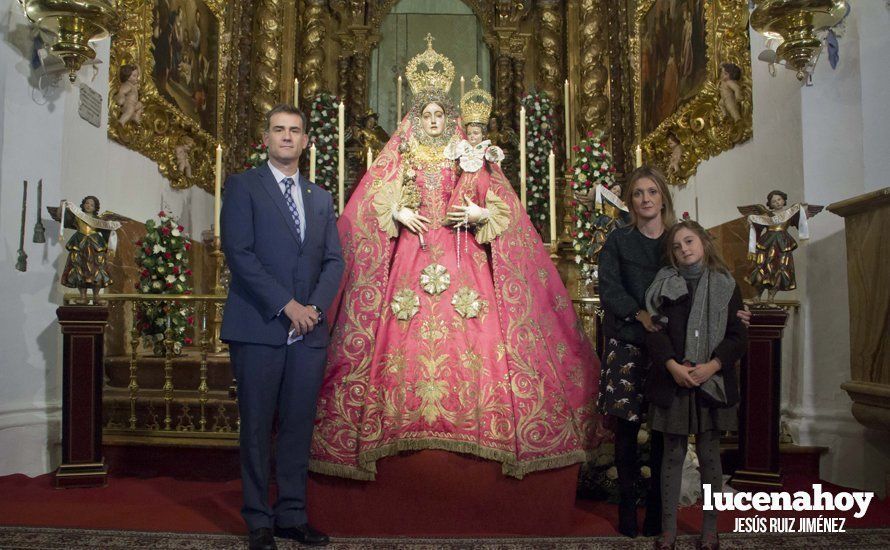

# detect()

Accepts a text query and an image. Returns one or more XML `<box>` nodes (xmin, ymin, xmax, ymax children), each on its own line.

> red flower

<box><xmin>184</xmin><ymin>242</ymin><xmax>191</xmax><ymax>251</ymax></box>
<box><xmin>173</xmin><ymin>266</ymin><xmax>180</xmax><ymax>275</ymax></box>
<box><xmin>187</xmin><ymin>316</ymin><xmax>194</xmax><ymax>325</ymax></box>
<box><xmin>587</xmin><ymin>131</ymin><xmax>594</xmax><ymax>138</ymax></box>
<box><xmin>134</xmin><ymin>283</ymin><xmax>140</xmax><ymax>290</ymax></box>
<box><xmin>184</xmin><ymin>337</ymin><xmax>193</xmax><ymax>346</ymax></box>
<box><xmin>572</xmin><ymin>145</ymin><xmax>580</xmax><ymax>152</ymax></box>
<box><xmin>166</xmin><ymin>282</ymin><xmax>173</xmax><ymax>289</ymax></box>
<box><xmin>135</xmin><ymin>240</ymin><xmax>142</xmax><ymax>246</ymax></box>
<box><xmin>164</xmin><ymin>252</ymin><xmax>172</xmax><ymax>259</ymax></box>
<box><xmin>141</xmin><ymin>269</ymin><xmax>150</xmax><ymax>278</ymax></box>
<box><xmin>582</xmin><ymin>163</ymin><xmax>590</xmax><ymax>170</ymax></box>
<box><xmin>158</xmin><ymin>210</ymin><xmax>166</xmax><ymax>217</ymax></box>
<box><xmin>586</xmin><ymin>145</ymin><xmax>592</xmax><ymax>152</ymax></box>
<box><xmin>161</xmin><ymin>227</ymin><xmax>170</xmax><ymax>236</ymax></box>
<box><xmin>183</xmin><ymin>290</ymin><xmax>193</xmax><ymax>295</ymax></box>
<box><xmin>185</xmin><ymin>269</ymin><xmax>193</xmax><ymax>276</ymax></box>
<box><xmin>177</xmin><ymin>225</ymin><xmax>184</xmax><ymax>232</ymax></box>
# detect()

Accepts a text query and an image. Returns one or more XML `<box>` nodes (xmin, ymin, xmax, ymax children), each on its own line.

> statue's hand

<box><xmin>393</xmin><ymin>207</ymin><xmax>430</xmax><ymax>234</ymax></box>
<box><xmin>573</xmin><ymin>189</ymin><xmax>595</xmax><ymax>208</ymax></box>
<box><xmin>446</xmin><ymin>196</ymin><xmax>487</xmax><ymax>226</ymax></box>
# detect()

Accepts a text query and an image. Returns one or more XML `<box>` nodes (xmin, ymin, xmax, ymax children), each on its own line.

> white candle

<box><xmin>213</xmin><ymin>144</ymin><xmax>222</xmax><ymax>238</ymax></box>
<box><xmin>460</xmin><ymin>76</ymin><xmax>465</xmax><ymax>98</ymax></box>
<box><xmin>520</xmin><ymin>106</ymin><xmax>527</xmax><ymax>210</ymax></box>
<box><xmin>294</xmin><ymin>77</ymin><xmax>299</xmax><ymax>109</ymax></box>
<box><xmin>564</xmin><ymin>79</ymin><xmax>571</xmax><ymax>162</ymax></box>
<box><xmin>366</xmin><ymin>147</ymin><xmax>372</xmax><ymax>170</ymax></box>
<box><xmin>635</xmin><ymin>145</ymin><xmax>643</xmax><ymax>168</ymax></box>
<box><xmin>396</xmin><ymin>75</ymin><xmax>402</xmax><ymax>122</ymax></box>
<box><xmin>549</xmin><ymin>149</ymin><xmax>557</xmax><ymax>245</ymax></box>
<box><xmin>309</xmin><ymin>143</ymin><xmax>317</xmax><ymax>182</ymax></box>
<box><xmin>338</xmin><ymin>101</ymin><xmax>345</xmax><ymax>213</ymax></box>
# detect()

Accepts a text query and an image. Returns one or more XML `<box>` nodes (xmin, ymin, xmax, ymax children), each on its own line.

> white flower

<box><xmin>176</xmin><ymin>253</ymin><xmax>182</xmax><ymax>260</ymax></box>
<box><xmin>166</xmin><ymin>275</ymin><xmax>176</xmax><ymax>283</ymax></box>
<box><xmin>179</xmin><ymin>274</ymin><xmax>186</xmax><ymax>282</ymax></box>
<box><xmin>641</xmin><ymin>466</ymin><xmax>651</xmax><ymax>479</ymax></box>
<box><xmin>606</xmin><ymin>466</ymin><xmax>618</xmax><ymax>480</ymax></box>
<box><xmin>171</xmin><ymin>229</ymin><xmax>181</xmax><ymax>237</ymax></box>
<box><xmin>153</xmin><ymin>244</ymin><xmax>165</xmax><ymax>254</ymax></box>
<box><xmin>637</xmin><ymin>428</ymin><xmax>650</xmax><ymax>445</ymax></box>
<box><xmin>575</xmin><ymin>254</ymin><xmax>582</xmax><ymax>264</ymax></box>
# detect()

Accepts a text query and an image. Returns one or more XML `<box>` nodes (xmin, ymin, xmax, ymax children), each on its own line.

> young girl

<box><xmin>597</xmin><ymin>166</ymin><xmax>676</xmax><ymax>537</ymax></box>
<box><xmin>644</xmin><ymin>220</ymin><xmax>748</xmax><ymax>550</ymax></box>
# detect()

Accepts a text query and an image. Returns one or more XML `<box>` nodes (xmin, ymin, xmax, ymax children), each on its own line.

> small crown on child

<box><xmin>460</xmin><ymin>75</ymin><xmax>492</xmax><ymax>125</ymax></box>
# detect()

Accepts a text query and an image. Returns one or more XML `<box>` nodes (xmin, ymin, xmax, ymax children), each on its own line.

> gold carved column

<box><xmin>251</xmin><ymin>0</ymin><xmax>285</xmax><ymax>139</ymax></box>
<box><xmin>535</xmin><ymin>0</ymin><xmax>563</xmax><ymax>102</ymax></box>
<box><xmin>298</xmin><ymin>0</ymin><xmax>327</xmax><ymax>105</ymax></box>
<box><xmin>574</xmin><ymin>0</ymin><xmax>611</xmax><ymax>143</ymax></box>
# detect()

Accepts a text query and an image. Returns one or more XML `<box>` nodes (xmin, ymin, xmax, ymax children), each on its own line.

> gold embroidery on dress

<box><xmin>390</xmin><ymin>288</ymin><xmax>420</xmax><ymax>321</ymax></box>
<box><xmin>419</xmin><ymin>264</ymin><xmax>450</xmax><ymax>295</ymax></box>
<box><xmin>451</xmin><ymin>286</ymin><xmax>488</xmax><ymax>319</ymax></box>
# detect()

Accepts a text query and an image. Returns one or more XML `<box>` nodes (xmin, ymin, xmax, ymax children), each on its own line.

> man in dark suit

<box><xmin>221</xmin><ymin>104</ymin><xmax>344</xmax><ymax>550</ymax></box>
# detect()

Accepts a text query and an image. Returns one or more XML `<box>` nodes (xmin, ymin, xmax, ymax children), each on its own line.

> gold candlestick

<box><xmin>210</xmin><ymin>236</ymin><xmax>226</xmax><ymax>354</ymax></box>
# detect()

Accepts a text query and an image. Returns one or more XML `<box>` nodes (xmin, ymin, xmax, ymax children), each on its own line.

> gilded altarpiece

<box><xmin>109</xmin><ymin>0</ymin><xmax>247</xmax><ymax>192</ymax></box>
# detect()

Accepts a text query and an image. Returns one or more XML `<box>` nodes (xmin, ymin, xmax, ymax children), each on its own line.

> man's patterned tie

<box><xmin>282</xmin><ymin>177</ymin><xmax>302</xmax><ymax>242</ymax></box>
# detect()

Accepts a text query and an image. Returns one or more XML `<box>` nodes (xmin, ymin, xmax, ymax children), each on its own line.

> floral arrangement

<box><xmin>578</xmin><ymin>425</ymin><xmax>653</xmax><ymax>504</ymax></box>
<box><xmin>243</xmin><ymin>142</ymin><xmax>268</xmax><ymax>169</ymax></box>
<box><xmin>134</xmin><ymin>210</ymin><xmax>194</xmax><ymax>355</ymax></box>
<box><xmin>570</xmin><ymin>132</ymin><xmax>619</xmax><ymax>285</ymax></box>
<box><xmin>520</xmin><ymin>92</ymin><xmax>556</xmax><ymax>236</ymax></box>
<box><xmin>307</xmin><ymin>92</ymin><xmax>341</xmax><ymax>202</ymax></box>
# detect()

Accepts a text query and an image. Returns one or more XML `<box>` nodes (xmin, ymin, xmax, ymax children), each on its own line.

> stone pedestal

<box><xmin>54</xmin><ymin>305</ymin><xmax>109</xmax><ymax>488</ymax></box>
<box><xmin>731</xmin><ymin>306</ymin><xmax>788</xmax><ymax>491</ymax></box>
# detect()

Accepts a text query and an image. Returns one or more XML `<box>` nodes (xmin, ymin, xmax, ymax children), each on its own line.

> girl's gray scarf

<box><xmin>645</xmin><ymin>264</ymin><xmax>735</xmax><ymax>363</ymax></box>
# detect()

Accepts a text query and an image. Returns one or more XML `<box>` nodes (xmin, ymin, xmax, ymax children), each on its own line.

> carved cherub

<box><xmin>115</xmin><ymin>64</ymin><xmax>144</xmax><ymax>126</ymax></box>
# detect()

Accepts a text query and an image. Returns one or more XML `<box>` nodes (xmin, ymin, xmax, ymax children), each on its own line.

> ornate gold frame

<box><xmin>632</xmin><ymin>0</ymin><xmax>752</xmax><ymax>185</ymax></box>
<box><xmin>108</xmin><ymin>0</ymin><xmax>232</xmax><ymax>192</ymax></box>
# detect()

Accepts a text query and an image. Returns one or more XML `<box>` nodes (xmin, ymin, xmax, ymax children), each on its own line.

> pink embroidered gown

<box><xmin>310</xmin><ymin>118</ymin><xmax>602</xmax><ymax>480</ymax></box>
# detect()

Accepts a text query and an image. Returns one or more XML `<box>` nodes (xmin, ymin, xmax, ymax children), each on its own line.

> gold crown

<box><xmin>405</xmin><ymin>34</ymin><xmax>454</xmax><ymax>95</ymax></box>
<box><xmin>460</xmin><ymin>75</ymin><xmax>492</xmax><ymax>125</ymax></box>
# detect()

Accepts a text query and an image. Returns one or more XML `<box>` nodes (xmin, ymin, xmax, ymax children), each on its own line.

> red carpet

<box><xmin>2</xmin><ymin>450</ymin><xmax>889</xmax><ymax>537</ymax></box>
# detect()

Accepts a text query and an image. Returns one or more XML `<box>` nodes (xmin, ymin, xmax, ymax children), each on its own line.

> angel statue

<box><xmin>311</xmin><ymin>35</ymin><xmax>603</xmax><ymax>480</ymax></box>
<box><xmin>48</xmin><ymin>196</ymin><xmax>123</xmax><ymax>304</ymax></box>
<box><xmin>738</xmin><ymin>190</ymin><xmax>824</xmax><ymax>303</ymax></box>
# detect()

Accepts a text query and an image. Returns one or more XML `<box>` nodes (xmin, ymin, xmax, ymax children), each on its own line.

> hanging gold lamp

<box><xmin>21</xmin><ymin>0</ymin><xmax>121</xmax><ymax>82</ymax></box>
<box><xmin>750</xmin><ymin>0</ymin><xmax>848</xmax><ymax>80</ymax></box>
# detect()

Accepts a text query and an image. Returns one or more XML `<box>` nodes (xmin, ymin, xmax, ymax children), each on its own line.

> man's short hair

<box><xmin>265</xmin><ymin>104</ymin><xmax>309</xmax><ymax>133</ymax></box>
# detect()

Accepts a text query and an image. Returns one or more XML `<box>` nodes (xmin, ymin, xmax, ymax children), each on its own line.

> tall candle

<box><xmin>213</xmin><ymin>144</ymin><xmax>222</xmax><ymax>238</ymax></box>
<box><xmin>549</xmin><ymin>149</ymin><xmax>557</xmax><ymax>245</ymax></box>
<box><xmin>309</xmin><ymin>143</ymin><xmax>317</xmax><ymax>181</ymax></box>
<box><xmin>460</xmin><ymin>76</ymin><xmax>465</xmax><ymax>98</ymax></box>
<box><xmin>396</xmin><ymin>75</ymin><xmax>402</xmax><ymax>122</ymax></box>
<box><xmin>520</xmin><ymin>105</ymin><xmax>527</xmax><ymax>210</ymax></box>
<box><xmin>366</xmin><ymin>147</ymin><xmax>372</xmax><ymax>171</ymax></box>
<box><xmin>635</xmin><ymin>145</ymin><xmax>642</xmax><ymax>168</ymax></box>
<box><xmin>337</xmin><ymin>101</ymin><xmax>345</xmax><ymax>213</ymax></box>
<box><xmin>564</xmin><ymin>79</ymin><xmax>571</xmax><ymax>162</ymax></box>
<box><xmin>293</xmin><ymin>77</ymin><xmax>299</xmax><ymax>108</ymax></box>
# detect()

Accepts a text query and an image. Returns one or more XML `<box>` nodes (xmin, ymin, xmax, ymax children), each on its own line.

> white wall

<box><xmin>0</xmin><ymin>0</ymin><xmax>213</xmax><ymax>476</ymax></box>
<box><xmin>682</xmin><ymin>0</ymin><xmax>889</xmax><ymax>494</ymax></box>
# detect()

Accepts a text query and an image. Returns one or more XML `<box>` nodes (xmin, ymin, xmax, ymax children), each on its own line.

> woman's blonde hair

<box><xmin>623</xmin><ymin>165</ymin><xmax>677</xmax><ymax>228</ymax></box>
<box><xmin>665</xmin><ymin>219</ymin><xmax>731</xmax><ymax>274</ymax></box>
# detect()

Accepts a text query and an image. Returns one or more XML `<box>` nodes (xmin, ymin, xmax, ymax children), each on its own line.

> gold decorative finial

<box><xmin>405</xmin><ymin>35</ymin><xmax>455</xmax><ymax>95</ymax></box>
<box><xmin>460</xmin><ymin>75</ymin><xmax>492</xmax><ymax>125</ymax></box>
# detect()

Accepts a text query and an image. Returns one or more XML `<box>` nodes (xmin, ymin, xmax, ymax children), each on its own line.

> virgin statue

<box><xmin>311</xmin><ymin>36</ymin><xmax>602</xmax><ymax>480</ymax></box>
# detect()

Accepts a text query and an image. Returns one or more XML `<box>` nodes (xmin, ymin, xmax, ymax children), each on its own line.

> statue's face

<box><xmin>769</xmin><ymin>194</ymin><xmax>786</xmax><ymax>210</ymax></box>
<box><xmin>129</xmin><ymin>68</ymin><xmax>139</xmax><ymax>83</ymax></box>
<box><xmin>421</xmin><ymin>103</ymin><xmax>445</xmax><ymax>137</ymax></box>
<box><xmin>83</xmin><ymin>198</ymin><xmax>97</xmax><ymax>214</ymax></box>
<box><xmin>466</xmin><ymin>124</ymin><xmax>484</xmax><ymax>146</ymax></box>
